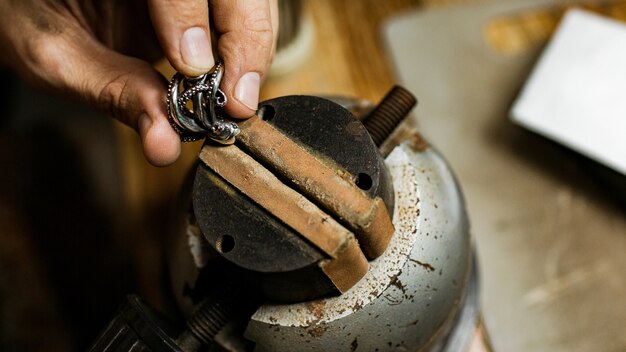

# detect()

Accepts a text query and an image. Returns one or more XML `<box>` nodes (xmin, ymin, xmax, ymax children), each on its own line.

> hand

<box><xmin>0</xmin><ymin>0</ymin><xmax>278</xmax><ymax>166</ymax></box>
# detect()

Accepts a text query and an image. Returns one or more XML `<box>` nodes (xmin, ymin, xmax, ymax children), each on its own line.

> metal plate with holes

<box><xmin>192</xmin><ymin>96</ymin><xmax>393</xmax><ymax>302</ymax></box>
<box><xmin>257</xmin><ymin>96</ymin><xmax>394</xmax><ymax>212</ymax></box>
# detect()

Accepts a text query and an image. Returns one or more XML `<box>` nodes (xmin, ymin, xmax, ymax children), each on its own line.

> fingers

<box><xmin>21</xmin><ymin>32</ymin><xmax>181</xmax><ymax>166</ymax></box>
<box><xmin>4</xmin><ymin>0</ymin><xmax>278</xmax><ymax>167</ymax></box>
<box><xmin>148</xmin><ymin>0</ymin><xmax>215</xmax><ymax>77</ymax></box>
<box><xmin>211</xmin><ymin>0</ymin><xmax>278</xmax><ymax>118</ymax></box>
<box><xmin>147</xmin><ymin>0</ymin><xmax>278</xmax><ymax>117</ymax></box>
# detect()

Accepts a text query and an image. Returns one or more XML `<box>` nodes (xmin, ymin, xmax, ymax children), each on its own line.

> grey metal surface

<box><xmin>245</xmin><ymin>141</ymin><xmax>472</xmax><ymax>351</ymax></box>
<box><xmin>384</xmin><ymin>1</ymin><xmax>626</xmax><ymax>351</ymax></box>
<box><xmin>438</xmin><ymin>258</ymin><xmax>479</xmax><ymax>352</ymax></box>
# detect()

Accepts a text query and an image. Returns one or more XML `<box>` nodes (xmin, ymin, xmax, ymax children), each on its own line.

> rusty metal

<box><xmin>192</xmin><ymin>95</ymin><xmax>394</xmax><ymax>302</ymax></box>
<box><xmin>256</xmin><ymin>95</ymin><xmax>395</xmax><ymax>212</ymax></box>
<box><xmin>175</xmin><ymin>260</ymin><xmax>265</xmax><ymax>352</ymax></box>
<box><xmin>178</xmin><ymin>298</ymin><xmax>231</xmax><ymax>349</ymax></box>
<box><xmin>362</xmin><ymin>86</ymin><xmax>417</xmax><ymax>147</ymax></box>
<box><xmin>236</xmin><ymin>116</ymin><xmax>395</xmax><ymax>259</ymax></box>
<box><xmin>197</xmin><ymin>144</ymin><xmax>369</xmax><ymax>293</ymax></box>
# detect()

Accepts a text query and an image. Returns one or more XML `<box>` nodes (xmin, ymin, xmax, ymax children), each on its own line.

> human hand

<box><xmin>0</xmin><ymin>0</ymin><xmax>278</xmax><ymax>166</ymax></box>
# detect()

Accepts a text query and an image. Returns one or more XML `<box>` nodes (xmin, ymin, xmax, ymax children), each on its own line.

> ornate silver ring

<box><xmin>167</xmin><ymin>62</ymin><xmax>240</xmax><ymax>144</ymax></box>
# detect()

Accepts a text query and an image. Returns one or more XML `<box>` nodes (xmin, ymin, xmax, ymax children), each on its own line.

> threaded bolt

<box><xmin>188</xmin><ymin>299</ymin><xmax>231</xmax><ymax>345</ymax></box>
<box><xmin>363</xmin><ymin>86</ymin><xmax>417</xmax><ymax>147</ymax></box>
<box><xmin>176</xmin><ymin>297</ymin><xmax>233</xmax><ymax>351</ymax></box>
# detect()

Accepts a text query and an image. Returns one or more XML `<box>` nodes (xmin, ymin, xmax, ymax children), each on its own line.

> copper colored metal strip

<box><xmin>237</xmin><ymin>116</ymin><xmax>395</xmax><ymax>259</ymax></box>
<box><xmin>198</xmin><ymin>145</ymin><xmax>369</xmax><ymax>289</ymax></box>
<box><xmin>319</xmin><ymin>237</ymin><xmax>369</xmax><ymax>293</ymax></box>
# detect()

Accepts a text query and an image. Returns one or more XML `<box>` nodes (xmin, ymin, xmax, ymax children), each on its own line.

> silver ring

<box><xmin>167</xmin><ymin>62</ymin><xmax>240</xmax><ymax>143</ymax></box>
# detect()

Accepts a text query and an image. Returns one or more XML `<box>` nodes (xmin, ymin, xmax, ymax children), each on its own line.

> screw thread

<box><xmin>363</xmin><ymin>86</ymin><xmax>417</xmax><ymax>146</ymax></box>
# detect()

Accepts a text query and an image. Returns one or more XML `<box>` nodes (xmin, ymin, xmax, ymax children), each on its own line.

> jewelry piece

<box><xmin>167</xmin><ymin>62</ymin><xmax>240</xmax><ymax>143</ymax></box>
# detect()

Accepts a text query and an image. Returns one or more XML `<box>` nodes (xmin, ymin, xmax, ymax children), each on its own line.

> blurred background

<box><xmin>0</xmin><ymin>0</ymin><xmax>624</xmax><ymax>351</ymax></box>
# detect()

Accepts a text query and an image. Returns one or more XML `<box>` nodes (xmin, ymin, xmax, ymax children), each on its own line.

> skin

<box><xmin>0</xmin><ymin>0</ymin><xmax>279</xmax><ymax>166</ymax></box>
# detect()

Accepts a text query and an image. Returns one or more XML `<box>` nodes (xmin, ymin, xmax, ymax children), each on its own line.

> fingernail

<box><xmin>235</xmin><ymin>72</ymin><xmax>260</xmax><ymax>111</ymax></box>
<box><xmin>138</xmin><ymin>113</ymin><xmax>152</xmax><ymax>137</ymax></box>
<box><xmin>180</xmin><ymin>27</ymin><xmax>214</xmax><ymax>71</ymax></box>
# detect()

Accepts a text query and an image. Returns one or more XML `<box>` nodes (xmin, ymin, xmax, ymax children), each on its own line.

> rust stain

<box><xmin>307</xmin><ymin>324</ymin><xmax>329</xmax><ymax>338</ymax></box>
<box><xmin>305</xmin><ymin>300</ymin><xmax>326</xmax><ymax>325</ymax></box>
<box><xmin>383</xmin><ymin>293</ymin><xmax>402</xmax><ymax>305</ymax></box>
<box><xmin>389</xmin><ymin>276</ymin><xmax>407</xmax><ymax>295</ymax></box>
<box><xmin>409</xmin><ymin>258</ymin><xmax>435</xmax><ymax>272</ymax></box>
<box><xmin>408</xmin><ymin>132</ymin><xmax>429</xmax><ymax>152</ymax></box>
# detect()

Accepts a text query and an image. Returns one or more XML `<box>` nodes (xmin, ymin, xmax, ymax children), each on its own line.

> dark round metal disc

<box><xmin>192</xmin><ymin>96</ymin><xmax>394</xmax><ymax>301</ymax></box>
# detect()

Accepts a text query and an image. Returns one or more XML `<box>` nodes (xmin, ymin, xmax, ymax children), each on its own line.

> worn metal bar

<box><xmin>237</xmin><ymin>116</ymin><xmax>394</xmax><ymax>259</ymax></box>
<box><xmin>198</xmin><ymin>144</ymin><xmax>368</xmax><ymax>292</ymax></box>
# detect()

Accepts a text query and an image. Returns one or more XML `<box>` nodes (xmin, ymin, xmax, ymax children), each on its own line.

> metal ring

<box><xmin>167</xmin><ymin>62</ymin><xmax>240</xmax><ymax>143</ymax></box>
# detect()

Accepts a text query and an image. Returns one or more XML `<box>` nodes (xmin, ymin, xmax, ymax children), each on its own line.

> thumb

<box><xmin>211</xmin><ymin>0</ymin><xmax>277</xmax><ymax>118</ymax></box>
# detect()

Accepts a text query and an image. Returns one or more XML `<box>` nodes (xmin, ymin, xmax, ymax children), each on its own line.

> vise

<box><xmin>91</xmin><ymin>83</ymin><xmax>477</xmax><ymax>351</ymax></box>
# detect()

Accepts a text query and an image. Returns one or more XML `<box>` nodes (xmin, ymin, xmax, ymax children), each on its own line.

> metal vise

<box><xmin>90</xmin><ymin>87</ymin><xmax>476</xmax><ymax>352</ymax></box>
